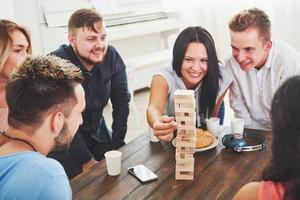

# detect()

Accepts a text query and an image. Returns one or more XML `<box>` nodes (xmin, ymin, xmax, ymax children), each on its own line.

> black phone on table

<box><xmin>128</xmin><ymin>164</ymin><xmax>158</xmax><ymax>183</ymax></box>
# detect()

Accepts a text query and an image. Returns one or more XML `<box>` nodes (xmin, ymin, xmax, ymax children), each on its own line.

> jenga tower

<box><xmin>174</xmin><ymin>89</ymin><xmax>196</xmax><ymax>180</ymax></box>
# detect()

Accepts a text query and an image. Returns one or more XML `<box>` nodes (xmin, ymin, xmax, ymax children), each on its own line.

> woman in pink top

<box><xmin>233</xmin><ymin>76</ymin><xmax>300</xmax><ymax>200</ymax></box>
<box><xmin>0</xmin><ymin>20</ymin><xmax>31</xmax><ymax>132</ymax></box>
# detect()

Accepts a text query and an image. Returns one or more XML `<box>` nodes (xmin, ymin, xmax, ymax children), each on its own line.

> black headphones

<box><xmin>222</xmin><ymin>132</ymin><xmax>266</xmax><ymax>152</ymax></box>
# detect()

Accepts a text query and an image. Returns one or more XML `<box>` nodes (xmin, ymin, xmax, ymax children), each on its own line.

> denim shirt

<box><xmin>51</xmin><ymin>44</ymin><xmax>130</xmax><ymax>163</ymax></box>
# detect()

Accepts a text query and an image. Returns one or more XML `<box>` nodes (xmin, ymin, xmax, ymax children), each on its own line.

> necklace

<box><xmin>1</xmin><ymin>131</ymin><xmax>37</xmax><ymax>152</ymax></box>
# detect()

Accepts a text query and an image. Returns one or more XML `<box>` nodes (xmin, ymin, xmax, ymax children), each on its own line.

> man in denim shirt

<box><xmin>49</xmin><ymin>8</ymin><xmax>130</xmax><ymax>179</ymax></box>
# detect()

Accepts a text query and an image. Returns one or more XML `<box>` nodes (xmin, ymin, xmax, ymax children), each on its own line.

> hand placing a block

<box><xmin>152</xmin><ymin>115</ymin><xmax>179</xmax><ymax>141</ymax></box>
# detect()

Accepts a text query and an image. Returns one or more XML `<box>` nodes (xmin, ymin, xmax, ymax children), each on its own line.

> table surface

<box><xmin>70</xmin><ymin>128</ymin><xmax>272</xmax><ymax>200</ymax></box>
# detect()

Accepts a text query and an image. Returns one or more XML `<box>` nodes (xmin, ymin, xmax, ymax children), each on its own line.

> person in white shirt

<box><xmin>225</xmin><ymin>8</ymin><xmax>300</xmax><ymax>131</ymax></box>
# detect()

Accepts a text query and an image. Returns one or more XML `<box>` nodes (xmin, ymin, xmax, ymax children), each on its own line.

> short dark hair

<box><xmin>262</xmin><ymin>75</ymin><xmax>300</xmax><ymax>199</ymax></box>
<box><xmin>68</xmin><ymin>8</ymin><xmax>103</xmax><ymax>34</ymax></box>
<box><xmin>6</xmin><ymin>55</ymin><xmax>83</xmax><ymax>131</ymax></box>
<box><xmin>172</xmin><ymin>26</ymin><xmax>220</xmax><ymax>118</ymax></box>
<box><xmin>229</xmin><ymin>8</ymin><xmax>271</xmax><ymax>41</ymax></box>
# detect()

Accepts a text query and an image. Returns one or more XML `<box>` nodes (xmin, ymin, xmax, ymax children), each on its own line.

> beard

<box><xmin>52</xmin><ymin>123</ymin><xmax>73</xmax><ymax>151</ymax></box>
<box><xmin>74</xmin><ymin>46</ymin><xmax>106</xmax><ymax>66</ymax></box>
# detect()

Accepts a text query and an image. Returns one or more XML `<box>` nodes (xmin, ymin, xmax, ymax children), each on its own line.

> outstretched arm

<box><xmin>147</xmin><ymin>75</ymin><xmax>178</xmax><ymax>141</ymax></box>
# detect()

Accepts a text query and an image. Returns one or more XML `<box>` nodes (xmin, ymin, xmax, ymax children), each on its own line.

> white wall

<box><xmin>2</xmin><ymin>0</ymin><xmax>300</xmax><ymax>58</ymax></box>
<box><xmin>0</xmin><ymin>0</ymin><xmax>43</xmax><ymax>53</ymax></box>
<box><xmin>0</xmin><ymin>0</ymin><xmax>16</xmax><ymax>20</ymax></box>
<box><xmin>162</xmin><ymin>0</ymin><xmax>300</xmax><ymax>60</ymax></box>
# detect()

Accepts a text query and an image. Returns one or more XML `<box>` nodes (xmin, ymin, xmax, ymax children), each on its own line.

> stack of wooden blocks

<box><xmin>174</xmin><ymin>89</ymin><xmax>196</xmax><ymax>180</ymax></box>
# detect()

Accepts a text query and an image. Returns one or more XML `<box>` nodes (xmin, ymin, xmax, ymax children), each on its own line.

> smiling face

<box><xmin>181</xmin><ymin>42</ymin><xmax>208</xmax><ymax>89</ymax></box>
<box><xmin>230</xmin><ymin>27</ymin><xmax>272</xmax><ymax>71</ymax></box>
<box><xmin>1</xmin><ymin>30</ymin><xmax>29</xmax><ymax>79</ymax></box>
<box><xmin>68</xmin><ymin>22</ymin><xmax>108</xmax><ymax>70</ymax></box>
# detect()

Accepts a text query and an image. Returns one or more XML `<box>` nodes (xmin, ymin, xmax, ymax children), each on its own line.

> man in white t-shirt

<box><xmin>225</xmin><ymin>8</ymin><xmax>300</xmax><ymax>130</ymax></box>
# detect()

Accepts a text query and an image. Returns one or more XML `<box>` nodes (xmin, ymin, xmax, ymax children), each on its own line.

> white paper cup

<box><xmin>148</xmin><ymin>126</ymin><xmax>160</xmax><ymax>142</ymax></box>
<box><xmin>104</xmin><ymin>150</ymin><xmax>122</xmax><ymax>176</ymax></box>
<box><xmin>231</xmin><ymin>118</ymin><xmax>245</xmax><ymax>139</ymax></box>
<box><xmin>205</xmin><ymin>117</ymin><xmax>220</xmax><ymax>137</ymax></box>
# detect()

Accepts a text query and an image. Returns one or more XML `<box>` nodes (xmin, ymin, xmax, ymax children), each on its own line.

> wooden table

<box><xmin>70</xmin><ymin>129</ymin><xmax>272</xmax><ymax>200</ymax></box>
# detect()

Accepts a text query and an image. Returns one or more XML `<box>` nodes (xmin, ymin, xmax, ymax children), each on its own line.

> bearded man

<box><xmin>0</xmin><ymin>55</ymin><xmax>85</xmax><ymax>199</ymax></box>
<box><xmin>49</xmin><ymin>8</ymin><xmax>130</xmax><ymax>179</ymax></box>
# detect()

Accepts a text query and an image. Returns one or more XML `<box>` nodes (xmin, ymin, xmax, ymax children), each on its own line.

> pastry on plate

<box><xmin>195</xmin><ymin>128</ymin><xmax>214</xmax><ymax>148</ymax></box>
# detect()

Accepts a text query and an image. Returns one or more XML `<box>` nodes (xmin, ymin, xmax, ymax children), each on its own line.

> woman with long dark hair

<box><xmin>233</xmin><ymin>75</ymin><xmax>300</xmax><ymax>200</ymax></box>
<box><xmin>147</xmin><ymin>26</ymin><xmax>232</xmax><ymax>141</ymax></box>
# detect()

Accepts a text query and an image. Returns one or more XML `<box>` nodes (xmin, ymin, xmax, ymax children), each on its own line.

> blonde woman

<box><xmin>0</xmin><ymin>19</ymin><xmax>31</xmax><ymax>132</ymax></box>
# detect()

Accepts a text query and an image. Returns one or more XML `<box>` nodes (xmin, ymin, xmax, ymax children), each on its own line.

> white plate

<box><xmin>172</xmin><ymin>137</ymin><xmax>218</xmax><ymax>152</ymax></box>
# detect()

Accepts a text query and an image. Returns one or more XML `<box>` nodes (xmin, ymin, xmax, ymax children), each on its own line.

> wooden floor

<box><xmin>103</xmin><ymin>88</ymin><xmax>234</xmax><ymax>144</ymax></box>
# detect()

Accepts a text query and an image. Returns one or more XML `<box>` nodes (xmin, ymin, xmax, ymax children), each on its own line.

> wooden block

<box><xmin>175</xmin><ymin>116</ymin><xmax>196</xmax><ymax>122</ymax></box>
<box><xmin>174</xmin><ymin>89</ymin><xmax>194</xmax><ymax>97</ymax></box>
<box><xmin>177</xmin><ymin>124</ymin><xmax>196</xmax><ymax>131</ymax></box>
<box><xmin>176</xmin><ymin>157</ymin><xmax>194</xmax><ymax>165</ymax></box>
<box><xmin>174</xmin><ymin>104</ymin><xmax>195</xmax><ymax>112</ymax></box>
<box><xmin>176</xmin><ymin>136</ymin><xmax>195</xmax><ymax>143</ymax></box>
<box><xmin>177</xmin><ymin>133</ymin><xmax>195</xmax><ymax>139</ymax></box>
<box><xmin>176</xmin><ymin>146</ymin><xmax>195</xmax><ymax>154</ymax></box>
<box><xmin>176</xmin><ymin>141</ymin><xmax>195</xmax><ymax>148</ymax></box>
<box><xmin>174</xmin><ymin>93</ymin><xmax>194</xmax><ymax>98</ymax></box>
<box><xmin>177</xmin><ymin>129</ymin><xmax>196</xmax><ymax>136</ymax></box>
<box><xmin>176</xmin><ymin>163</ymin><xmax>194</xmax><ymax>171</ymax></box>
<box><xmin>174</xmin><ymin>97</ymin><xmax>195</xmax><ymax>105</ymax></box>
<box><xmin>176</xmin><ymin>135</ymin><xmax>195</xmax><ymax>142</ymax></box>
<box><xmin>176</xmin><ymin>135</ymin><xmax>195</xmax><ymax>141</ymax></box>
<box><xmin>177</xmin><ymin>132</ymin><xmax>195</xmax><ymax>137</ymax></box>
<box><xmin>175</xmin><ymin>152</ymin><xmax>193</xmax><ymax>160</ymax></box>
<box><xmin>177</xmin><ymin>120</ymin><xmax>195</xmax><ymax>127</ymax></box>
<box><xmin>177</xmin><ymin>122</ymin><xmax>195</xmax><ymax>128</ymax></box>
<box><xmin>174</xmin><ymin>98</ymin><xmax>195</xmax><ymax>105</ymax></box>
<box><xmin>174</xmin><ymin>98</ymin><xmax>196</xmax><ymax>105</ymax></box>
<box><xmin>175</xmin><ymin>112</ymin><xmax>196</xmax><ymax>118</ymax></box>
<box><xmin>175</xmin><ymin>103</ymin><xmax>195</xmax><ymax>109</ymax></box>
<box><xmin>177</xmin><ymin>120</ymin><xmax>194</xmax><ymax>126</ymax></box>
<box><xmin>174</xmin><ymin>92</ymin><xmax>194</xmax><ymax>97</ymax></box>
<box><xmin>174</xmin><ymin>90</ymin><xmax>195</xmax><ymax>106</ymax></box>
<box><xmin>174</xmin><ymin>90</ymin><xmax>196</xmax><ymax>181</ymax></box>
<box><xmin>174</xmin><ymin>107</ymin><xmax>195</xmax><ymax>113</ymax></box>
<box><xmin>175</xmin><ymin>171</ymin><xmax>194</xmax><ymax>180</ymax></box>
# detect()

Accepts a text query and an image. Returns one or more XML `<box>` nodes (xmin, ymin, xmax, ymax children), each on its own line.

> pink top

<box><xmin>259</xmin><ymin>181</ymin><xmax>285</xmax><ymax>200</ymax></box>
<box><xmin>0</xmin><ymin>107</ymin><xmax>8</xmax><ymax>132</ymax></box>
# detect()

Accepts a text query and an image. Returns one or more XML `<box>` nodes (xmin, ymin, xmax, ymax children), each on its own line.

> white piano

<box><xmin>37</xmin><ymin>0</ymin><xmax>182</xmax><ymax>91</ymax></box>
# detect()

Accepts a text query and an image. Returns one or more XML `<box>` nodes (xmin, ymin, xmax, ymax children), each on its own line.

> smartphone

<box><xmin>128</xmin><ymin>164</ymin><xmax>158</xmax><ymax>183</ymax></box>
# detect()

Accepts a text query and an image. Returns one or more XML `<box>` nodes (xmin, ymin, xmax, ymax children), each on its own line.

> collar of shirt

<box><xmin>253</xmin><ymin>40</ymin><xmax>274</xmax><ymax>72</ymax></box>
